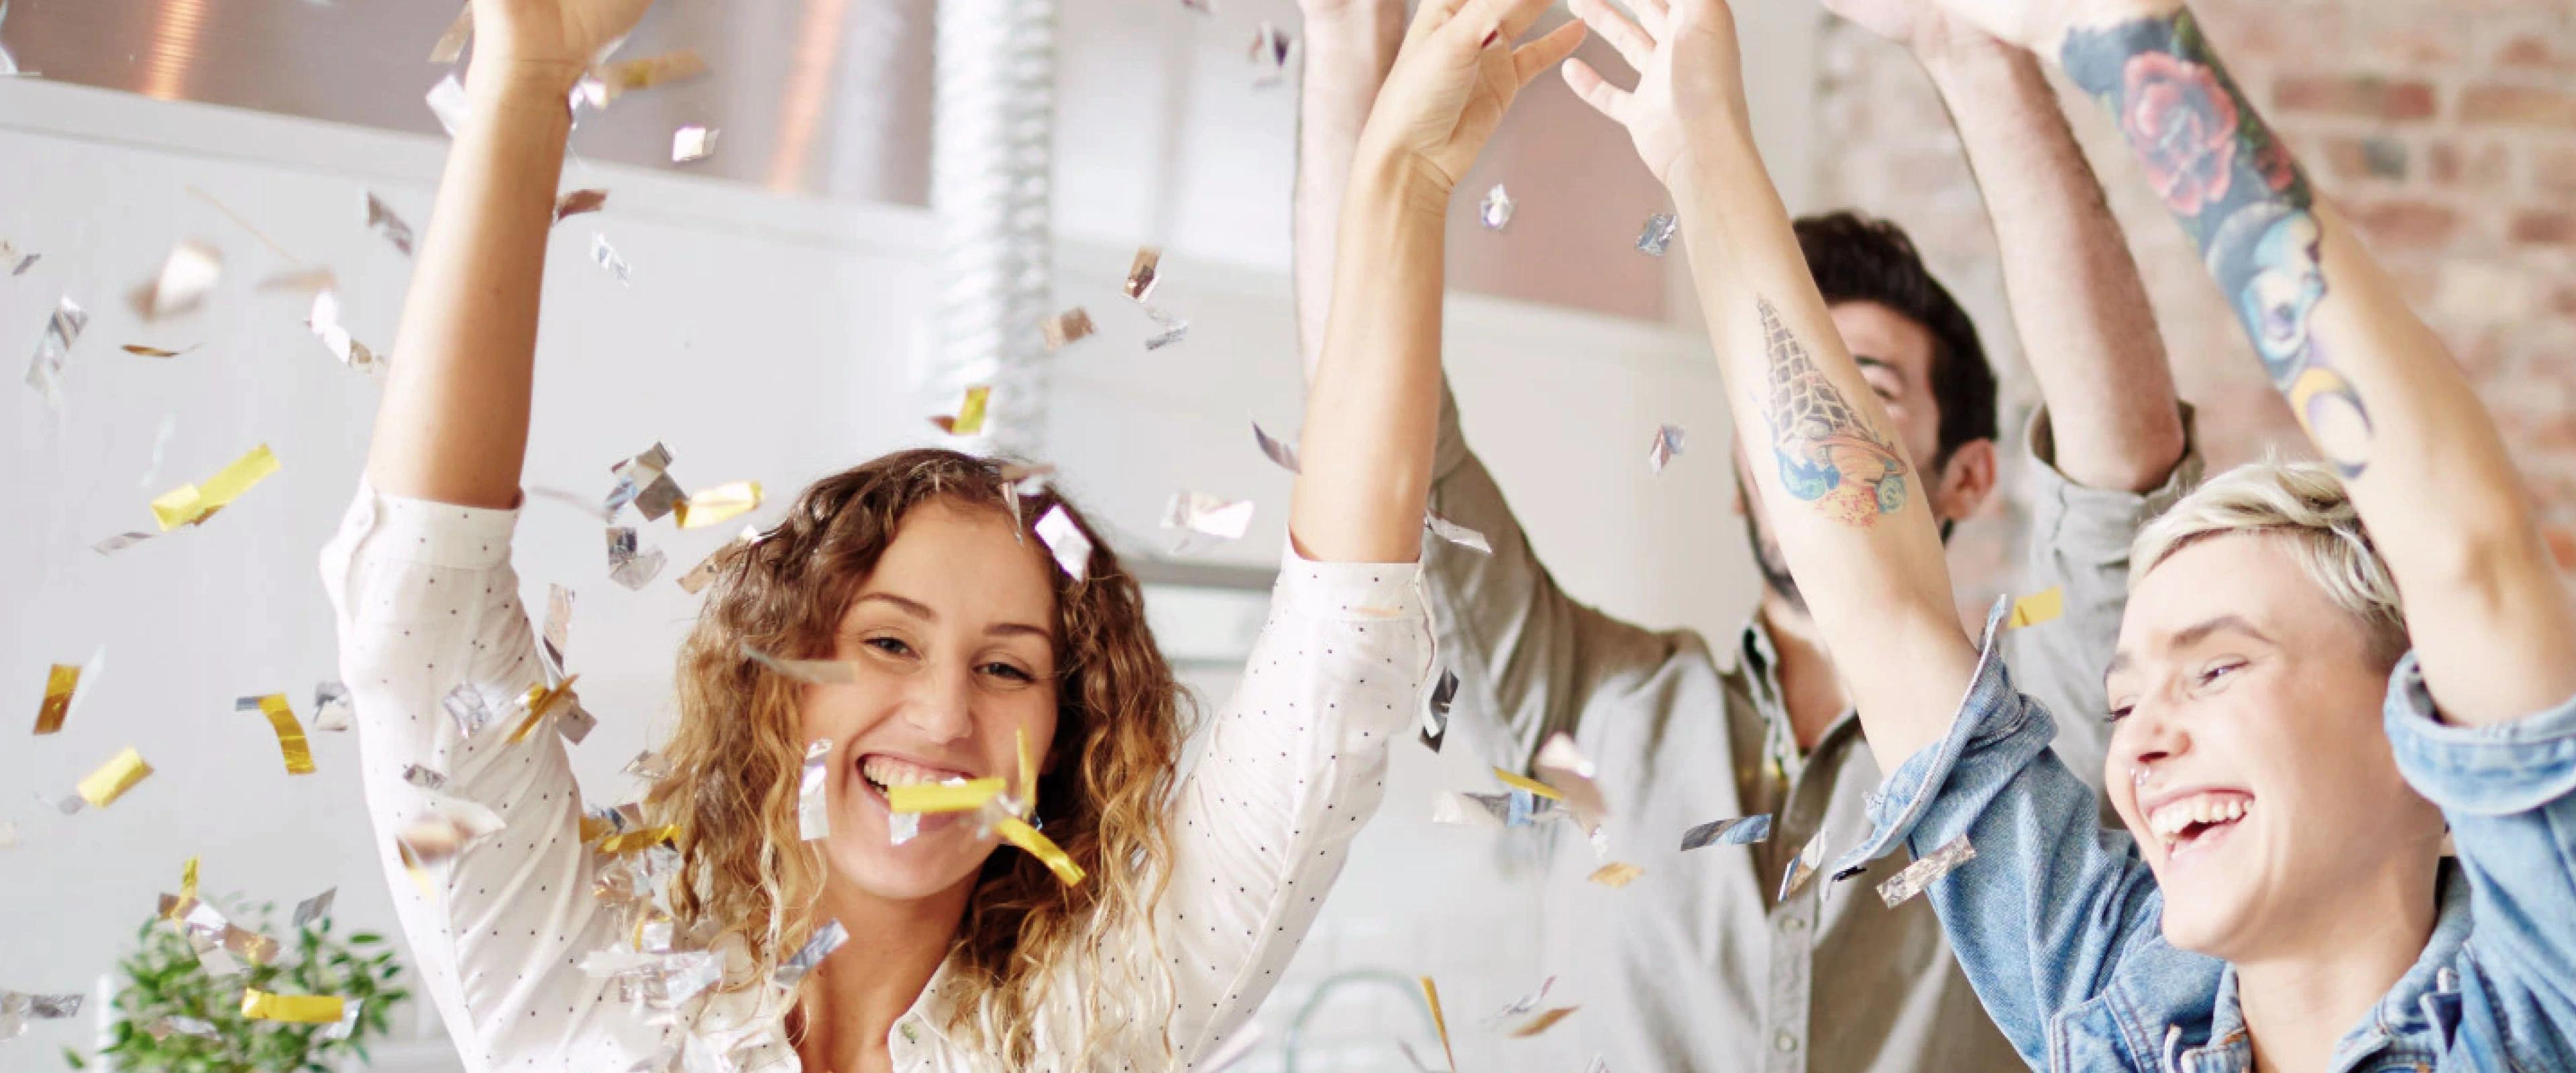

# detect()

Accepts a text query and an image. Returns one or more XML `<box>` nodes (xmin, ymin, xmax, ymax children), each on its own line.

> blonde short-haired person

<box><xmin>1552</xmin><ymin>0</ymin><xmax>2576</xmax><ymax>1069</ymax></box>
<box><xmin>319</xmin><ymin>0</ymin><xmax>1582</xmax><ymax>1070</ymax></box>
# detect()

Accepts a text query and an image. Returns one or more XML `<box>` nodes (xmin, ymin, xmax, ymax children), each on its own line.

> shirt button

<box><xmin>1775</xmin><ymin>1031</ymin><xmax>1799</xmax><ymax>1053</ymax></box>
<box><xmin>1782</xmin><ymin>917</ymin><xmax>1807</xmax><ymax>933</ymax></box>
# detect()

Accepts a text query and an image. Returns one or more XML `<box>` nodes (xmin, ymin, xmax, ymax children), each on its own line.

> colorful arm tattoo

<box><xmin>1757</xmin><ymin>298</ymin><xmax>1913</xmax><ymax>526</ymax></box>
<box><xmin>2063</xmin><ymin>9</ymin><xmax>2372</xmax><ymax>475</ymax></box>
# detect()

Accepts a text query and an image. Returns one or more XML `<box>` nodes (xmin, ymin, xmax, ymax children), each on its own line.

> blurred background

<box><xmin>0</xmin><ymin>0</ymin><xmax>2569</xmax><ymax>1070</ymax></box>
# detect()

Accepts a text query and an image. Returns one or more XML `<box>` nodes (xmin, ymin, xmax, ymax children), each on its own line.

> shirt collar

<box><xmin>2182</xmin><ymin>864</ymin><xmax>2471</xmax><ymax>1073</ymax></box>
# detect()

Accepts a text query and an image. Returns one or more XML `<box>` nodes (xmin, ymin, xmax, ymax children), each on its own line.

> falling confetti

<box><xmin>402</xmin><ymin>765</ymin><xmax>448</xmax><ymax>791</ymax></box>
<box><xmin>240</xmin><ymin>989</ymin><xmax>345</xmax><ymax>1025</ymax></box>
<box><xmin>428</xmin><ymin>4</ymin><xmax>471</xmax><ymax>63</ymax></box>
<box><xmin>426</xmin><ymin>73</ymin><xmax>468</xmax><ymax>135</ymax></box>
<box><xmin>672</xmin><ymin>125</ymin><xmax>719</xmax><ymax>164</ymax></box>
<box><xmin>1636</xmin><ymin>213</ymin><xmax>1678</xmax><ymax>256</ymax></box>
<box><xmin>1034</xmin><ymin>505</ymin><xmax>1092</xmax><ymax>582</ymax></box>
<box><xmin>678</xmin><ymin>524</ymin><xmax>757</xmax><ymax>594</ymax></box>
<box><xmin>30</xmin><ymin>651</ymin><xmax>97</xmax><ymax>736</ymax></box>
<box><xmin>996</xmin><ymin>813</ymin><xmax>1085</xmax><ymax>885</ymax></box>
<box><xmin>540</xmin><ymin>583</ymin><xmax>574</xmax><ymax>677</ymax></box>
<box><xmin>0</xmin><ymin>239</ymin><xmax>38</xmax><ymax>275</ymax></box>
<box><xmin>1648</xmin><ymin>424</ymin><xmax>1685</xmax><ymax>475</ymax></box>
<box><xmin>775</xmin><ymin>919</ymin><xmax>848</xmax><ymax>988</ymax></box>
<box><xmin>1507</xmin><ymin>1006</ymin><xmax>1578</xmax><ymax>1038</ymax></box>
<box><xmin>1248</xmin><ymin>22</ymin><xmax>1293</xmax><ymax>85</ymax></box>
<box><xmin>1252</xmin><ymin>421</ymin><xmax>1302</xmax><ymax>473</ymax></box>
<box><xmin>74</xmin><ymin>747</ymin><xmax>153</xmax><ymax>808</ymax></box>
<box><xmin>606</xmin><ymin>443</ymin><xmax>683</xmax><ymax>521</ymax></box>
<box><xmin>1679</xmin><ymin>813</ymin><xmax>1772</xmax><ymax>850</ymax></box>
<box><xmin>1424</xmin><ymin>511</ymin><xmax>1491</xmax><ymax>554</ymax></box>
<box><xmin>1125</xmin><ymin>247</ymin><xmax>1162</xmax><ymax>302</ymax></box>
<box><xmin>121</xmin><ymin>343</ymin><xmax>197</xmax><ymax>358</ymax></box>
<box><xmin>396</xmin><ymin>793</ymin><xmax>507</xmax><ymax>864</ymax></box>
<box><xmin>364</xmin><ymin>192</ymin><xmax>416</xmax><ymax>257</ymax></box>
<box><xmin>237</xmin><ymin>693</ymin><xmax>317</xmax><ymax>775</ymax></box>
<box><xmin>1778</xmin><ymin>828</ymin><xmax>1828</xmax><ymax>901</ymax></box>
<box><xmin>1042</xmin><ymin>308</ymin><xmax>1095</xmax><ymax>351</ymax></box>
<box><xmin>591</xmin><ymin>233</ymin><xmax>633</xmax><ymax>286</ymax></box>
<box><xmin>674</xmin><ymin>480</ymin><xmax>762</xmax><ymax>529</ymax></box>
<box><xmin>1480</xmin><ymin>184</ymin><xmax>1515</xmax><ymax>231</ymax></box>
<box><xmin>741</xmin><ymin>643</ymin><xmax>857</xmax><ymax>685</ymax></box>
<box><xmin>1418</xmin><ymin>976</ymin><xmax>1459</xmax><ymax>1072</ymax></box>
<box><xmin>579</xmin><ymin>50</ymin><xmax>709</xmax><ymax>109</ymax></box>
<box><xmin>1419</xmin><ymin>667</ymin><xmax>1458</xmax><ymax>752</ymax></box>
<box><xmin>1587</xmin><ymin>862</ymin><xmax>1644</xmax><ymax>887</ymax></box>
<box><xmin>149</xmin><ymin>443</ymin><xmax>280</xmax><ymax>530</ymax></box>
<box><xmin>1534</xmin><ymin>734</ymin><xmax>1611</xmax><ymax>835</ymax></box>
<box><xmin>24</xmin><ymin>296</ymin><xmax>87</xmax><ymax>408</ymax></box>
<box><xmin>440</xmin><ymin>683</ymin><xmax>495</xmax><ymax>738</ymax></box>
<box><xmin>931</xmin><ymin>385</ymin><xmax>992</xmax><ymax>436</ymax></box>
<box><xmin>311</xmin><ymin>681</ymin><xmax>354</xmax><ymax>732</ymax></box>
<box><xmin>91</xmin><ymin>532</ymin><xmax>154</xmax><ymax>556</ymax></box>
<box><xmin>129</xmin><ymin>239</ymin><xmax>223</xmax><ymax>321</ymax></box>
<box><xmin>2006</xmin><ymin>587</ymin><xmax>2064</xmax><ymax>630</ymax></box>
<box><xmin>292</xmin><ymin>887</ymin><xmax>337</xmax><ymax>929</ymax></box>
<box><xmin>307</xmin><ymin>290</ymin><xmax>382</xmax><ymax>371</ymax></box>
<box><xmin>1143</xmin><ymin>306</ymin><xmax>1190</xmax><ymax>351</ymax></box>
<box><xmin>554</xmin><ymin>188</ymin><xmax>609</xmax><ymax>222</ymax></box>
<box><xmin>885</xmin><ymin>779</ymin><xmax>1006</xmax><ymax>814</ymax></box>
<box><xmin>1162</xmin><ymin>491</ymin><xmax>1254</xmax><ymax>542</ymax></box>
<box><xmin>606</xmin><ymin>526</ymin><xmax>667</xmax><ymax>589</ymax></box>
<box><xmin>1876</xmin><ymin>834</ymin><xmax>1976</xmax><ymax>908</ymax></box>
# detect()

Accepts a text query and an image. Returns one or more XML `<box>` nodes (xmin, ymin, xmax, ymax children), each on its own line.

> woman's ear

<box><xmin>1929</xmin><ymin>437</ymin><xmax>2000</xmax><ymax>525</ymax></box>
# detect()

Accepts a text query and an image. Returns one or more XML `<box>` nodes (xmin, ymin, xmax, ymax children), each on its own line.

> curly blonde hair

<box><xmin>646</xmin><ymin>449</ymin><xmax>1187</xmax><ymax>1068</ymax></box>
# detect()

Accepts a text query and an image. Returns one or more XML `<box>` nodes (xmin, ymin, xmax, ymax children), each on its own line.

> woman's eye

<box><xmin>2194</xmin><ymin>661</ymin><xmax>2245</xmax><ymax>688</ymax></box>
<box><xmin>865</xmin><ymin>637</ymin><xmax>915</xmax><ymax>657</ymax></box>
<box><xmin>2104</xmin><ymin>703</ymin><xmax>2135</xmax><ymax>724</ymax></box>
<box><xmin>980</xmin><ymin>662</ymin><xmax>1034</xmax><ymax>683</ymax></box>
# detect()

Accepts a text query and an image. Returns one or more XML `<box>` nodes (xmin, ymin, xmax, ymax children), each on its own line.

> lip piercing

<box><xmin>2130</xmin><ymin>766</ymin><xmax>2154</xmax><ymax>789</ymax></box>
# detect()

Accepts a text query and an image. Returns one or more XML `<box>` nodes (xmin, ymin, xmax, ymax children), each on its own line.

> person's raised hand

<box><xmin>1886</xmin><ymin>0</ymin><xmax>2171</xmax><ymax>57</ymax></box>
<box><xmin>470</xmin><ymin>0</ymin><xmax>656</xmax><ymax>87</ymax></box>
<box><xmin>1356</xmin><ymin>0</ymin><xmax>1587</xmax><ymax>203</ymax></box>
<box><xmin>1817</xmin><ymin>0</ymin><xmax>2003</xmax><ymax>63</ymax></box>
<box><xmin>1559</xmin><ymin>0</ymin><xmax>1748</xmax><ymax>190</ymax></box>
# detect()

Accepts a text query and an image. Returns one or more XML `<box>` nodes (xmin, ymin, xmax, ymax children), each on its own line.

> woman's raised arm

<box><xmin>365</xmin><ymin>0</ymin><xmax>652</xmax><ymax>508</ymax></box>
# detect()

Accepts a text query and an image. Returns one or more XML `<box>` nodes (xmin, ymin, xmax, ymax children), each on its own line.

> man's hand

<box><xmin>470</xmin><ymin>0</ymin><xmax>657</xmax><ymax>88</ymax></box>
<box><xmin>1358</xmin><ymin>0</ymin><xmax>1587</xmax><ymax>200</ymax></box>
<box><xmin>1560</xmin><ymin>0</ymin><xmax>1751</xmax><ymax>190</ymax></box>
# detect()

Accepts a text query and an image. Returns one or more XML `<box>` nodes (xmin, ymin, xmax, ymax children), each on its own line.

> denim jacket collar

<box><xmin>2171</xmin><ymin>866</ymin><xmax>2471</xmax><ymax>1073</ymax></box>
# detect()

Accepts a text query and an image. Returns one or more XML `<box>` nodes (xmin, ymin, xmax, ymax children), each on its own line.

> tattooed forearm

<box><xmin>2063</xmin><ymin>9</ymin><xmax>2373</xmax><ymax>475</ymax></box>
<box><xmin>1757</xmin><ymin>298</ymin><xmax>1911</xmax><ymax>526</ymax></box>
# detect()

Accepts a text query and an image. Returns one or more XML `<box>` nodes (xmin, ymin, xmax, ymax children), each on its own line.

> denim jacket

<box><xmin>1827</xmin><ymin>599</ymin><xmax>2576</xmax><ymax>1072</ymax></box>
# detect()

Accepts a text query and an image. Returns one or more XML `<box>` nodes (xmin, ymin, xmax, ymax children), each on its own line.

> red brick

<box><xmin>2322</xmin><ymin>135</ymin><xmax>2411</xmax><ymax>182</ymax></box>
<box><xmin>2494</xmin><ymin>34</ymin><xmax>2576</xmax><ymax>72</ymax></box>
<box><xmin>2461</xmin><ymin>84</ymin><xmax>2576</xmax><ymax>129</ymax></box>
<box><xmin>2350</xmin><ymin>199</ymin><xmax>2464</xmax><ymax>249</ymax></box>
<box><xmin>2275</xmin><ymin>74</ymin><xmax>2440</xmax><ymax>120</ymax></box>
<box><xmin>2511</xmin><ymin>210</ymin><xmax>2576</xmax><ymax>246</ymax></box>
<box><xmin>2428</xmin><ymin>140</ymin><xmax>2512</xmax><ymax>190</ymax></box>
<box><xmin>2543</xmin><ymin>524</ymin><xmax>2576</xmax><ymax>571</ymax></box>
<box><xmin>2536</xmin><ymin>147</ymin><xmax>2576</xmax><ymax>194</ymax></box>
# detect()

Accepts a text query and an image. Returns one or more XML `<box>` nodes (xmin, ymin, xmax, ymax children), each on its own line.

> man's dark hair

<box><xmin>1793</xmin><ymin>211</ymin><xmax>1998</xmax><ymax>467</ymax></box>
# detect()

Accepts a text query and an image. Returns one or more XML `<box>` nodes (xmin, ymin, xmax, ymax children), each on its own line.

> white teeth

<box><xmin>860</xmin><ymin>755</ymin><xmax>970</xmax><ymax>789</ymax></box>
<box><xmin>2146</xmin><ymin>793</ymin><xmax>2251</xmax><ymax>846</ymax></box>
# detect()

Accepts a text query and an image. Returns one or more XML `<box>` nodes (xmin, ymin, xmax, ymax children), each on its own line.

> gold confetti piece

<box><xmin>237</xmin><ymin>693</ymin><xmax>316</xmax><ymax>775</ymax></box>
<box><xmin>1493</xmin><ymin>768</ymin><xmax>1563</xmax><ymax>801</ymax></box>
<box><xmin>743</xmin><ymin>643</ymin><xmax>856</xmax><ymax>685</ymax></box>
<box><xmin>798</xmin><ymin>739</ymin><xmax>833</xmax><ymax>841</ymax></box>
<box><xmin>674</xmin><ymin>480</ymin><xmax>762</xmax><ymax>529</ymax></box>
<box><xmin>150</xmin><ymin>443</ymin><xmax>279</xmax><ymax>530</ymax></box>
<box><xmin>598</xmin><ymin>825</ymin><xmax>680</xmax><ymax>855</ymax></box>
<box><xmin>306</xmin><ymin>290</ymin><xmax>382</xmax><ymax>370</ymax></box>
<box><xmin>504</xmin><ymin>675</ymin><xmax>581</xmax><ymax>745</ymax></box>
<box><xmin>1876</xmin><ymin>834</ymin><xmax>1976</xmax><ymax>908</ymax></box>
<box><xmin>994</xmin><ymin>815</ymin><xmax>1085</xmax><ymax>885</ymax></box>
<box><xmin>1418</xmin><ymin>976</ymin><xmax>1458</xmax><ymax>1072</ymax></box>
<box><xmin>1015</xmin><ymin>726</ymin><xmax>1037</xmax><ymax>817</ymax></box>
<box><xmin>76</xmin><ymin>747</ymin><xmax>152</xmax><ymax>807</ymax></box>
<box><xmin>1508</xmin><ymin>1006</ymin><xmax>1578</xmax><ymax>1038</ymax></box>
<box><xmin>1040</xmin><ymin>308</ymin><xmax>1094</xmax><ymax>351</ymax></box>
<box><xmin>240</xmin><ymin>989</ymin><xmax>344</xmax><ymax>1024</ymax></box>
<box><xmin>886</xmin><ymin>779</ymin><xmax>1007</xmax><ymax>814</ymax></box>
<box><xmin>591</xmin><ymin>233</ymin><xmax>633</xmax><ymax>286</ymax></box>
<box><xmin>2006</xmin><ymin>587</ymin><xmax>2064</xmax><ymax>630</ymax></box>
<box><xmin>1480</xmin><ymin>184</ymin><xmax>1515</xmax><ymax>231</ymax></box>
<box><xmin>672</xmin><ymin>125</ymin><xmax>719</xmax><ymax>164</ymax></box>
<box><xmin>428</xmin><ymin>3</ymin><xmax>470</xmax><ymax>62</ymax></box>
<box><xmin>425</xmin><ymin>72</ymin><xmax>468</xmax><ymax>135</ymax></box>
<box><xmin>1247</xmin><ymin>22</ymin><xmax>1293</xmax><ymax>84</ymax></box>
<box><xmin>1648</xmin><ymin>424</ymin><xmax>1686</xmax><ymax>474</ymax></box>
<box><xmin>364</xmin><ymin>192</ymin><xmax>415</xmax><ymax>257</ymax></box>
<box><xmin>1588</xmin><ymin>862</ymin><xmax>1644</xmax><ymax>887</ymax></box>
<box><xmin>1252</xmin><ymin>421</ymin><xmax>1301</xmax><ymax>473</ymax></box>
<box><xmin>173</xmin><ymin>856</ymin><xmax>200</xmax><ymax>916</ymax></box>
<box><xmin>1636</xmin><ymin>212</ymin><xmax>1678</xmax><ymax>256</ymax></box>
<box><xmin>554</xmin><ymin>188</ymin><xmax>609</xmax><ymax>222</ymax></box>
<box><xmin>32</xmin><ymin>661</ymin><xmax>78</xmax><ymax>734</ymax></box>
<box><xmin>930</xmin><ymin>385</ymin><xmax>992</xmax><ymax>436</ymax></box>
<box><xmin>1034</xmin><ymin>505</ymin><xmax>1092</xmax><ymax>582</ymax></box>
<box><xmin>1162</xmin><ymin>491</ymin><xmax>1254</xmax><ymax>543</ymax></box>
<box><xmin>1124</xmin><ymin>247</ymin><xmax>1161</xmax><ymax>302</ymax></box>
<box><xmin>129</xmin><ymin>239</ymin><xmax>223</xmax><ymax>321</ymax></box>
<box><xmin>121</xmin><ymin>343</ymin><xmax>197</xmax><ymax>358</ymax></box>
<box><xmin>1680</xmin><ymin>813</ymin><xmax>1772</xmax><ymax>850</ymax></box>
<box><xmin>1778</xmin><ymin>828</ymin><xmax>1828</xmax><ymax>901</ymax></box>
<box><xmin>580</xmin><ymin>49</ymin><xmax>709</xmax><ymax>107</ymax></box>
<box><xmin>25</xmin><ymin>295</ymin><xmax>87</xmax><ymax>409</ymax></box>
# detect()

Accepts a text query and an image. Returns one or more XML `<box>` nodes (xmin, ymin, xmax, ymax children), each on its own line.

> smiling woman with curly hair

<box><xmin>315</xmin><ymin>0</ymin><xmax>1584</xmax><ymax>1070</ymax></box>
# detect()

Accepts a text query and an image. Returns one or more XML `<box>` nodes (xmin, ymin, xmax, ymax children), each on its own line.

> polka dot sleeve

<box><xmin>318</xmin><ymin>484</ymin><xmax>652</xmax><ymax>1072</ymax></box>
<box><xmin>1149</xmin><ymin>547</ymin><xmax>1433</xmax><ymax>1067</ymax></box>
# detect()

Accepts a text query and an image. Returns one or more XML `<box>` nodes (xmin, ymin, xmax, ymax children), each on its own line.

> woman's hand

<box><xmin>1559</xmin><ymin>0</ymin><xmax>1749</xmax><ymax>190</ymax></box>
<box><xmin>1354</xmin><ymin>0</ymin><xmax>1587</xmax><ymax>204</ymax></box>
<box><xmin>469</xmin><ymin>0</ymin><xmax>657</xmax><ymax>88</ymax></box>
<box><xmin>1818</xmin><ymin>0</ymin><xmax>2006</xmax><ymax>64</ymax></box>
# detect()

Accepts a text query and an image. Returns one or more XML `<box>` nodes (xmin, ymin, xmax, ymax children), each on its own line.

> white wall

<box><xmin>1</xmin><ymin>74</ymin><xmax>1755</xmax><ymax>1072</ymax></box>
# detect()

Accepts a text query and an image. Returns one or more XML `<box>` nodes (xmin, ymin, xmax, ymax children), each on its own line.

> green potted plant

<box><xmin>66</xmin><ymin>899</ymin><xmax>411</xmax><ymax>1073</ymax></box>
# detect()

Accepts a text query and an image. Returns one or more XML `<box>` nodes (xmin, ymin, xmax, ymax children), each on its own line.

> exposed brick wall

<box><xmin>1811</xmin><ymin>1</ymin><xmax>2576</xmax><ymax>610</ymax></box>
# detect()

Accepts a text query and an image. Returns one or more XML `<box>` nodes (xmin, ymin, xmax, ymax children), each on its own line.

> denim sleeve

<box><xmin>2383</xmin><ymin>655</ymin><xmax>2576</xmax><ymax>1063</ymax></box>
<box><xmin>1829</xmin><ymin>598</ymin><xmax>2181</xmax><ymax>1068</ymax></box>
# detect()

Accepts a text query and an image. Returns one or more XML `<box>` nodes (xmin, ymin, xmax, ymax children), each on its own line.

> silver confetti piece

<box><xmin>441</xmin><ymin>684</ymin><xmax>494</xmax><ymax>738</ymax></box>
<box><xmin>553</xmin><ymin>696</ymin><xmax>598</xmax><ymax>744</ymax></box>
<box><xmin>1534</xmin><ymin>733</ymin><xmax>1611</xmax><ymax>834</ymax></box>
<box><xmin>402</xmin><ymin>765</ymin><xmax>449</xmax><ymax>791</ymax></box>
<box><xmin>1480</xmin><ymin>184</ymin><xmax>1515</xmax><ymax>231</ymax></box>
<box><xmin>775</xmin><ymin>919</ymin><xmax>848</xmax><ymax>988</ymax></box>
<box><xmin>671</xmin><ymin>125</ymin><xmax>718</xmax><ymax>164</ymax></box>
<box><xmin>798</xmin><ymin>739</ymin><xmax>833</xmax><ymax>841</ymax></box>
<box><xmin>542</xmin><ymin>583</ymin><xmax>575</xmax><ymax>677</ymax></box>
<box><xmin>399</xmin><ymin>793</ymin><xmax>508</xmax><ymax>863</ymax></box>
<box><xmin>624</xmin><ymin>750</ymin><xmax>671</xmax><ymax>782</ymax></box>
<box><xmin>25</xmin><ymin>296</ymin><xmax>87</xmax><ymax>408</ymax></box>
<box><xmin>429</xmin><ymin>3</ymin><xmax>471</xmax><ymax>62</ymax></box>
<box><xmin>1635</xmin><ymin>213</ymin><xmax>1678</xmax><ymax>256</ymax></box>
<box><xmin>1648</xmin><ymin>424</ymin><xmax>1685</xmax><ymax>475</ymax></box>
<box><xmin>606</xmin><ymin>443</ymin><xmax>683</xmax><ymax>521</ymax></box>
<box><xmin>145</xmin><ymin>1015</ymin><xmax>219</xmax><ymax>1040</ymax></box>
<box><xmin>1034</xmin><ymin>505</ymin><xmax>1092</xmax><ymax>582</ymax></box>
<box><xmin>131</xmin><ymin>239</ymin><xmax>222</xmax><ymax>321</ymax></box>
<box><xmin>315</xmin><ymin>1000</ymin><xmax>364</xmax><ymax>1042</ymax></box>
<box><xmin>592</xmin><ymin>233</ymin><xmax>633</xmax><ymax>286</ymax></box>
<box><xmin>1482</xmin><ymin>975</ymin><xmax>1554</xmax><ymax>1025</ymax></box>
<box><xmin>1162</xmin><ymin>491</ymin><xmax>1254</xmax><ymax>542</ymax></box>
<box><xmin>1679</xmin><ymin>813</ymin><xmax>1772</xmax><ymax>851</ymax></box>
<box><xmin>1778</xmin><ymin>828</ymin><xmax>1828</xmax><ymax>901</ymax></box>
<box><xmin>292</xmin><ymin>887</ymin><xmax>337</xmax><ymax>928</ymax></box>
<box><xmin>1428</xmin><ymin>791</ymin><xmax>1503</xmax><ymax>828</ymax></box>
<box><xmin>311</xmin><ymin>681</ymin><xmax>354</xmax><ymax>732</ymax></box>
<box><xmin>1419</xmin><ymin>667</ymin><xmax>1458</xmax><ymax>752</ymax></box>
<box><xmin>741</xmin><ymin>642</ymin><xmax>857</xmax><ymax>685</ymax></box>
<box><xmin>607</xmin><ymin>526</ymin><xmax>667</xmax><ymax>589</ymax></box>
<box><xmin>1876</xmin><ymin>834</ymin><xmax>1975</xmax><ymax>908</ymax></box>
<box><xmin>1143</xmin><ymin>306</ymin><xmax>1189</xmax><ymax>350</ymax></box>
<box><xmin>1252</xmin><ymin>421</ymin><xmax>1301</xmax><ymax>473</ymax></box>
<box><xmin>1424</xmin><ymin>510</ymin><xmax>1491</xmax><ymax>554</ymax></box>
<box><xmin>1124</xmin><ymin>247</ymin><xmax>1161</xmax><ymax>302</ymax></box>
<box><xmin>307</xmin><ymin>290</ymin><xmax>382</xmax><ymax>371</ymax></box>
<box><xmin>92</xmin><ymin>532</ymin><xmax>155</xmax><ymax>555</ymax></box>
<box><xmin>1247</xmin><ymin>22</ymin><xmax>1292</xmax><ymax>85</ymax></box>
<box><xmin>0</xmin><ymin>239</ymin><xmax>38</xmax><ymax>276</ymax></box>
<box><xmin>426</xmin><ymin>72</ymin><xmax>469</xmax><ymax>135</ymax></box>
<box><xmin>888</xmin><ymin>809</ymin><xmax>921</xmax><ymax>846</ymax></box>
<box><xmin>364</xmin><ymin>192</ymin><xmax>416</xmax><ymax>257</ymax></box>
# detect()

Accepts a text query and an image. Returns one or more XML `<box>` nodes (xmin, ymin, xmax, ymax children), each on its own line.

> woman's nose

<box><xmin>902</xmin><ymin>664</ymin><xmax>975</xmax><ymax>742</ymax></box>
